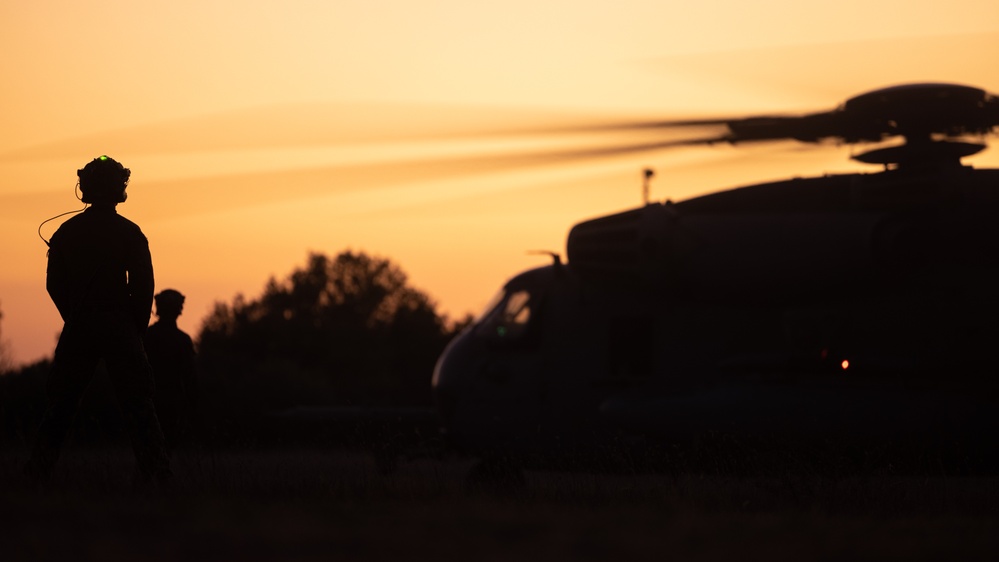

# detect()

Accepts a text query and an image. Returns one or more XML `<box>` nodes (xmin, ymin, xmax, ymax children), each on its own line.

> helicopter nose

<box><xmin>435</xmin><ymin>380</ymin><xmax>459</xmax><ymax>432</ymax></box>
<box><xmin>432</xmin><ymin>331</ymin><xmax>474</xmax><ymax>430</ymax></box>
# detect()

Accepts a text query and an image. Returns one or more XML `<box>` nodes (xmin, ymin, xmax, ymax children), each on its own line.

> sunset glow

<box><xmin>2</xmin><ymin>1</ymin><xmax>999</xmax><ymax>364</ymax></box>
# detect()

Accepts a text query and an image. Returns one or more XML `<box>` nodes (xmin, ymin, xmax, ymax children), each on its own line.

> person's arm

<box><xmin>45</xmin><ymin>238</ymin><xmax>73</xmax><ymax>322</ymax></box>
<box><xmin>127</xmin><ymin>230</ymin><xmax>155</xmax><ymax>333</ymax></box>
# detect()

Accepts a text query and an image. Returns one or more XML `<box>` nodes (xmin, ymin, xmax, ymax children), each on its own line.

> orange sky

<box><xmin>2</xmin><ymin>1</ymin><xmax>999</xmax><ymax>365</ymax></box>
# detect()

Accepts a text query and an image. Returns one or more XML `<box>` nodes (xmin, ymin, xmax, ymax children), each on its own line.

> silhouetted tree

<box><xmin>0</xmin><ymin>359</ymin><xmax>51</xmax><ymax>446</ymax></box>
<box><xmin>199</xmin><ymin>251</ymin><xmax>462</xmax><ymax>408</ymax></box>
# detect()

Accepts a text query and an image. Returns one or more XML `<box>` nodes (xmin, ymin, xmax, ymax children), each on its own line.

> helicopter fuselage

<box><xmin>432</xmin><ymin>164</ymin><xmax>999</xmax><ymax>469</ymax></box>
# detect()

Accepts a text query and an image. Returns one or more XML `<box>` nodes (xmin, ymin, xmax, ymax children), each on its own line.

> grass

<box><xmin>2</xmin><ymin>445</ymin><xmax>998</xmax><ymax>561</ymax></box>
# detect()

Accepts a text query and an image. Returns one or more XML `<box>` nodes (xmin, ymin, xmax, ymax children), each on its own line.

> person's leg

<box><xmin>24</xmin><ymin>335</ymin><xmax>100</xmax><ymax>481</ymax></box>
<box><xmin>105</xmin><ymin>329</ymin><xmax>172</xmax><ymax>484</ymax></box>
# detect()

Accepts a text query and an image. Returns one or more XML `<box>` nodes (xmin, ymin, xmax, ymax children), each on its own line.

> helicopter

<box><xmin>429</xmin><ymin>82</ymin><xmax>999</xmax><ymax>474</ymax></box>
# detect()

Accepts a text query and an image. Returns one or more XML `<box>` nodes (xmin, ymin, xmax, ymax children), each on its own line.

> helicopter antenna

<box><xmin>642</xmin><ymin>168</ymin><xmax>655</xmax><ymax>205</ymax></box>
<box><xmin>528</xmin><ymin>250</ymin><xmax>562</xmax><ymax>267</ymax></box>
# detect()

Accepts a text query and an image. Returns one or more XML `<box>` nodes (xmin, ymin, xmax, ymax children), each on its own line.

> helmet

<box><xmin>78</xmin><ymin>155</ymin><xmax>130</xmax><ymax>204</ymax></box>
<box><xmin>154</xmin><ymin>289</ymin><xmax>185</xmax><ymax>317</ymax></box>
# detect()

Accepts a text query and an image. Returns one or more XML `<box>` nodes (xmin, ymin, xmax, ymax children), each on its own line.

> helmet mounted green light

<box><xmin>78</xmin><ymin>155</ymin><xmax>130</xmax><ymax>204</ymax></box>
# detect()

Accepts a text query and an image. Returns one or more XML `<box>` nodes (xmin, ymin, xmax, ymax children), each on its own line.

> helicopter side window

<box><xmin>474</xmin><ymin>289</ymin><xmax>537</xmax><ymax>344</ymax></box>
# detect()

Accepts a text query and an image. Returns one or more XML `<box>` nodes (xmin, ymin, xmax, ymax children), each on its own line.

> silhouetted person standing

<box><xmin>25</xmin><ymin>156</ymin><xmax>171</xmax><ymax>486</ymax></box>
<box><xmin>145</xmin><ymin>289</ymin><xmax>197</xmax><ymax>452</ymax></box>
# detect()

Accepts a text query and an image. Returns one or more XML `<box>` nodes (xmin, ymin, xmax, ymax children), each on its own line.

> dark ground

<box><xmin>2</xmin><ymin>446</ymin><xmax>998</xmax><ymax>561</ymax></box>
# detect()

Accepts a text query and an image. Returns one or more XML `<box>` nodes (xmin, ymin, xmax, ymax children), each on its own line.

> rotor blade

<box><xmin>5</xmin><ymin>134</ymin><xmax>730</xmax><ymax>221</ymax></box>
<box><xmin>0</xmin><ymin>103</ymin><xmax>726</xmax><ymax>162</ymax></box>
<box><xmin>725</xmin><ymin>112</ymin><xmax>841</xmax><ymax>142</ymax></box>
<box><xmin>542</xmin><ymin>83</ymin><xmax>999</xmax><ymax>143</ymax></box>
<box><xmin>468</xmin><ymin>135</ymin><xmax>730</xmax><ymax>163</ymax></box>
<box><xmin>511</xmin><ymin>117</ymin><xmax>737</xmax><ymax>133</ymax></box>
<box><xmin>520</xmin><ymin>112</ymin><xmax>848</xmax><ymax>143</ymax></box>
<box><xmin>160</xmin><ymin>135</ymin><xmax>734</xmax><ymax>218</ymax></box>
<box><xmin>570</xmin><ymin>114</ymin><xmax>847</xmax><ymax>144</ymax></box>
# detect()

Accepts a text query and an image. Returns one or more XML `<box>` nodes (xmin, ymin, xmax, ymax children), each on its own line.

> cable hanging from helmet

<box><xmin>37</xmin><ymin>181</ymin><xmax>88</xmax><ymax>247</ymax></box>
<box><xmin>38</xmin><ymin>205</ymin><xmax>88</xmax><ymax>247</ymax></box>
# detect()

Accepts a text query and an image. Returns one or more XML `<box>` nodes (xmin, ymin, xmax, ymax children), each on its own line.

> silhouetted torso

<box><xmin>145</xmin><ymin>318</ymin><xmax>197</xmax><ymax>449</ymax></box>
<box><xmin>46</xmin><ymin>206</ymin><xmax>153</xmax><ymax>330</ymax></box>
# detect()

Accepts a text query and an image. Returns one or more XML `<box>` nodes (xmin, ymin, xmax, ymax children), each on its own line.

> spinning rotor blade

<box><xmin>549</xmin><ymin>84</ymin><xmax>999</xmax><ymax>146</ymax></box>
<box><xmin>10</xmin><ymin>83</ymin><xmax>998</xmax><ymax>221</ymax></box>
<box><xmin>4</xmin><ymin>83</ymin><xmax>995</xmax><ymax>166</ymax></box>
<box><xmin>1</xmin><ymin>132</ymin><xmax>741</xmax><ymax>221</ymax></box>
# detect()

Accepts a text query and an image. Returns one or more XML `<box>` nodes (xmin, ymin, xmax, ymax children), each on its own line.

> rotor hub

<box><xmin>852</xmin><ymin>140</ymin><xmax>986</xmax><ymax>169</ymax></box>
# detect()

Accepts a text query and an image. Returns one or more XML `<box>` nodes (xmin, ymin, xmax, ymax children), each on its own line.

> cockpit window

<box><xmin>475</xmin><ymin>289</ymin><xmax>507</xmax><ymax>323</ymax></box>
<box><xmin>475</xmin><ymin>288</ymin><xmax>536</xmax><ymax>342</ymax></box>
